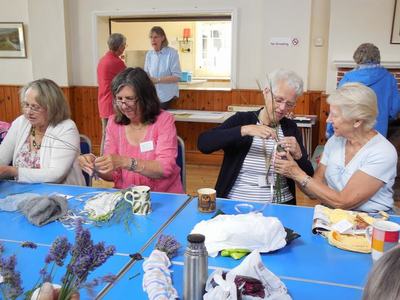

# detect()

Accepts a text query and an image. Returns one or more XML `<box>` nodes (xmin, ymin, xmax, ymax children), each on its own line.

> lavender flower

<box><xmin>39</xmin><ymin>268</ymin><xmax>52</xmax><ymax>283</ymax></box>
<box><xmin>71</xmin><ymin>221</ymin><xmax>93</xmax><ymax>258</ymax></box>
<box><xmin>21</xmin><ymin>241</ymin><xmax>37</xmax><ymax>249</ymax></box>
<box><xmin>81</xmin><ymin>274</ymin><xmax>117</xmax><ymax>299</ymax></box>
<box><xmin>0</xmin><ymin>255</ymin><xmax>23</xmax><ymax>300</ymax></box>
<box><xmin>48</xmin><ymin>236</ymin><xmax>71</xmax><ymax>266</ymax></box>
<box><xmin>155</xmin><ymin>234</ymin><xmax>181</xmax><ymax>258</ymax></box>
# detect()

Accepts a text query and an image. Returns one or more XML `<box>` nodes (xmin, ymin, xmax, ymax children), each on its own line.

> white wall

<box><xmin>0</xmin><ymin>0</ymin><xmax>32</xmax><ymax>84</ymax></box>
<box><xmin>0</xmin><ymin>0</ymin><xmax>71</xmax><ymax>86</ymax></box>
<box><xmin>326</xmin><ymin>0</ymin><xmax>400</xmax><ymax>92</ymax></box>
<box><xmin>3</xmin><ymin>0</ymin><xmax>398</xmax><ymax>91</ymax></box>
<box><xmin>263</xmin><ymin>0</ymin><xmax>312</xmax><ymax>89</ymax></box>
<box><xmin>28</xmin><ymin>0</ymin><xmax>70</xmax><ymax>86</ymax></box>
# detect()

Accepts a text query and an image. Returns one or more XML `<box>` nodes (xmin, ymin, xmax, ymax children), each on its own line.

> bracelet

<box><xmin>129</xmin><ymin>158</ymin><xmax>138</xmax><ymax>172</ymax></box>
<box><xmin>300</xmin><ymin>176</ymin><xmax>312</xmax><ymax>189</ymax></box>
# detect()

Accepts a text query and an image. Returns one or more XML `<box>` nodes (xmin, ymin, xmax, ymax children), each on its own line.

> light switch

<box><xmin>314</xmin><ymin>37</ymin><xmax>324</xmax><ymax>47</ymax></box>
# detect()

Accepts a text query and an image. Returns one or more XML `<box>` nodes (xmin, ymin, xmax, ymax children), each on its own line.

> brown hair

<box><xmin>111</xmin><ymin>67</ymin><xmax>161</xmax><ymax>125</ymax></box>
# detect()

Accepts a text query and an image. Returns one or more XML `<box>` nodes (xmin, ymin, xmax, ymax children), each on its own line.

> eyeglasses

<box><xmin>273</xmin><ymin>97</ymin><xmax>296</xmax><ymax>109</ymax></box>
<box><xmin>115</xmin><ymin>96</ymin><xmax>138</xmax><ymax>107</ymax></box>
<box><xmin>22</xmin><ymin>101</ymin><xmax>45</xmax><ymax>113</ymax></box>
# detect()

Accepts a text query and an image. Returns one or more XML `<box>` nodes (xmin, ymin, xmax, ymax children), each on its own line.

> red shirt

<box><xmin>97</xmin><ymin>51</ymin><xmax>126</xmax><ymax>118</ymax></box>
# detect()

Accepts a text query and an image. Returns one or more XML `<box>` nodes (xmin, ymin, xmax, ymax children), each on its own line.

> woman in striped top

<box><xmin>198</xmin><ymin>69</ymin><xmax>314</xmax><ymax>204</ymax></box>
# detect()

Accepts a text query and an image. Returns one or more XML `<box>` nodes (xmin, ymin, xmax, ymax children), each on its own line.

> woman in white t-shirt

<box><xmin>274</xmin><ymin>82</ymin><xmax>397</xmax><ymax>213</ymax></box>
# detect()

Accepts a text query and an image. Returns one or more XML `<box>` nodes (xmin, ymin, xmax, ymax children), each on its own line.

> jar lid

<box><xmin>187</xmin><ymin>233</ymin><xmax>205</xmax><ymax>243</ymax></box>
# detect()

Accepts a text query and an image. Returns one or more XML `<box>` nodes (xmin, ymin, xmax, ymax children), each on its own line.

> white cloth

<box><xmin>83</xmin><ymin>192</ymin><xmax>122</xmax><ymax>221</ymax></box>
<box><xmin>204</xmin><ymin>250</ymin><xmax>291</xmax><ymax>300</ymax></box>
<box><xmin>142</xmin><ymin>249</ymin><xmax>178</xmax><ymax>300</ymax></box>
<box><xmin>320</xmin><ymin>133</ymin><xmax>397</xmax><ymax>212</ymax></box>
<box><xmin>0</xmin><ymin>115</ymin><xmax>85</xmax><ymax>185</ymax></box>
<box><xmin>191</xmin><ymin>213</ymin><xmax>287</xmax><ymax>257</ymax></box>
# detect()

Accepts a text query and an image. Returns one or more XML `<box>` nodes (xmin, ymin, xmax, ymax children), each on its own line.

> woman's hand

<box><xmin>94</xmin><ymin>154</ymin><xmax>129</xmax><ymax>174</ymax></box>
<box><xmin>78</xmin><ymin>154</ymin><xmax>96</xmax><ymax>176</ymax></box>
<box><xmin>241</xmin><ymin>124</ymin><xmax>277</xmax><ymax>140</ymax></box>
<box><xmin>37</xmin><ymin>282</ymin><xmax>80</xmax><ymax>300</ymax></box>
<box><xmin>0</xmin><ymin>165</ymin><xmax>17</xmax><ymax>179</ymax></box>
<box><xmin>274</xmin><ymin>150</ymin><xmax>304</xmax><ymax>180</ymax></box>
<box><xmin>278</xmin><ymin>137</ymin><xmax>302</xmax><ymax>160</ymax></box>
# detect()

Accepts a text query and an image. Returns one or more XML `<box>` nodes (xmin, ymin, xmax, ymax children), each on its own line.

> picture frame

<box><xmin>391</xmin><ymin>0</ymin><xmax>400</xmax><ymax>44</ymax></box>
<box><xmin>0</xmin><ymin>22</ymin><xmax>27</xmax><ymax>58</ymax></box>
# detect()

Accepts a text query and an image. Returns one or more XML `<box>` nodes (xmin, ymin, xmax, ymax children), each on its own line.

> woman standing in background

<box><xmin>144</xmin><ymin>26</ymin><xmax>181</xmax><ymax>109</ymax></box>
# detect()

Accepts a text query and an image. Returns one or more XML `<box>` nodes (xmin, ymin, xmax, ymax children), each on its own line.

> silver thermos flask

<box><xmin>183</xmin><ymin>233</ymin><xmax>208</xmax><ymax>300</ymax></box>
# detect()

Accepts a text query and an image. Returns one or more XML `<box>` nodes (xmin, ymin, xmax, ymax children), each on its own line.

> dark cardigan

<box><xmin>197</xmin><ymin>109</ymin><xmax>314</xmax><ymax>202</ymax></box>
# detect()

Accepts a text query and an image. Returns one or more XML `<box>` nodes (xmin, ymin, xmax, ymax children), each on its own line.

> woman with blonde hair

<box><xmin>275</xmin><ymin>82</ymin><xmax>397</xmax><ymax>213</ymax></box>
<box><xmin>0</xmin><ymin>79</ymin><xmax>85</xmax><ymax>185</ymax></box>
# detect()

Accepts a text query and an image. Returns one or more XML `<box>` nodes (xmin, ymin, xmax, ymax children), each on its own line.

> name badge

<box><xmin>140</xmin><ymin>141</ymin><xmax>154</xmax><ymax>153</ymax></box>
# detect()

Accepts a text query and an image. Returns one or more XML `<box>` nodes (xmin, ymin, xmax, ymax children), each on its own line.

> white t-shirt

<box><xmin>320</xmin><ymin>133</ymin><xmax>397</xmax><ymax>212</ymax></box>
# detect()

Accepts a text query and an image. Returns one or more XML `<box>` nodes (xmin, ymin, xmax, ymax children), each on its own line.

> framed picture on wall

<box><xmin>391</xmin><ymin>0</ymin><xmax>400</xmax><ymax>44</ymax></box>
<box><xmin>0</xmin><ymin>22</ymin><xmax>27</xmax><ymax>58</ymax></box>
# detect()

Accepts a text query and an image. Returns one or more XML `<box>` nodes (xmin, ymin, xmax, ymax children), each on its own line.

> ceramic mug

<box><xmin>124</xmin><ymin>185</ymin><xmax>152</xmax><ymax>215</ymax></box>
<box><xmin>197</xmin><ymin>188</ymin><xmax>216</xmax><ymax>213</ymax></box>
<box><xmin>366</xmin><ymin>220</ymin><xmax>400</xmax><ymax>261</ymax></box>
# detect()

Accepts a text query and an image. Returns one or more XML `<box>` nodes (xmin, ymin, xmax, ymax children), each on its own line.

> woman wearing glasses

<box><xmin>79</xmin><ymin>67</ymin><xmax>183</xmax><ymax>193</ymax></box>
<box><xmin>275</xmin><ymin>83</ymin><xmax>397</xmax><ymax>213</ymax></box>
<box><xmin>198</xmin><ymin>69</ymin><xmax>313</xmax><ymax>204</ymax></box>
<box><xmin>0</xmin><ymin>79</ymin><xmax>85</xmax><ymax>185</ymax></box>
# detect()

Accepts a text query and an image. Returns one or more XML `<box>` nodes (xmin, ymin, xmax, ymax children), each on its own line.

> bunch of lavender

<box><xmin>27</xmin><ymin>219</ymin><xmax>116</xmax><ymax>300</ymax></box>
<box><xmin>0</xmin><ymin>252</ymin><xmax>23</xmax><ymax>300</ymax></box>
<box><xmin>155</xmin><ymin>234</ymin><xmax>181</xmax><ymax>259</ymax></box>
<box><xmin>58</xmin><ymin>220</ymin><xmax>116</xmax><ymax>299</ymax></box>
<box><xmin>257</xmin><ymin>78</ymin><xmax>284</xmax><ymax>203</ymax></box>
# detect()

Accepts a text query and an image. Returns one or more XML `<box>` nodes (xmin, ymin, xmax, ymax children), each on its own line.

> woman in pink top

<box><xmin>79</xmin><ymin>67</ymin><xmax>183</xmax><ymax>193</ymax></box>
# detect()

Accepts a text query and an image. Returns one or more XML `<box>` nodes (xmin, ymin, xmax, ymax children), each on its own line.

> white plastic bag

<box><xmin>204</xmin><ymin>250</ymin><xmax>291</xmax><ymax>300</ymax></box>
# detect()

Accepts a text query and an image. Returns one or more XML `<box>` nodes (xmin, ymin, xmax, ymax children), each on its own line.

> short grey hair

<box><xmin>269</xmin><ymin>69</ymin><xmax>304</xmax><ymax>98</ymax></box>
<box><xmin>107</xmin><ymin>33</ymin><xmax>126</xmax><ymax>52</ymax></box>
<box><xmin>353</xmin><ymin>43</ymin><xmax>380</xmax><ymax>65</ymax></box>
<box><xmin>149</xmin><ymin>26</ymin><xmax>169</xmax><ymax>48</ymax></box>
<box><xmin>327</xmin><ymin>82</ymin><xmax>377</xmax><ymax>130</ymax></box>
<box><xmin>20</xmin><ymin>78</ymin><xmax>70</xmax><ymax>126</ymax></box>
<box><xmin>362</xmin><ymin>245</ymin><xmax>400</xmax><ymax>300</ymax></box>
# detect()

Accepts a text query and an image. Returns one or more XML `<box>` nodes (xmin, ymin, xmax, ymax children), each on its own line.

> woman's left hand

<box><xmin>274</xmin><ymin>150</ymin><xmax>302</xmax><ymax>179</ymax></box>
<box><xmin>94</xmin><ymin>154</ymin><xmax>127</xmax><ymax>174</ymax></box>
<box><xmin>278</xmin><ymin>137</ymin><xmax>302</xmax><ymax>160</ymax></box>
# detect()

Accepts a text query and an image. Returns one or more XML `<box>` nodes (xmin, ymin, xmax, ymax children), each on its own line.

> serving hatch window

<box><xmin>110</xmin><ymin>15</ymin><xmax>232</xmax><ymax>81</ymax></box>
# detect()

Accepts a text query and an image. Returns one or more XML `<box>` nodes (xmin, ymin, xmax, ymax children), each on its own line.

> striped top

<box><xmin>228</xmin><ymin>126</ymin><xmax>293</xmax><ymax>203</ymax></box>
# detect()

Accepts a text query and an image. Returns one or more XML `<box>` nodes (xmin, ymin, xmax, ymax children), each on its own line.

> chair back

<box><xmin>177</xmin><ymin>136</ymin><xmax>186</xmax><ymax>192</ymax></box>
<box><xmin>80</xmin><ymin>134</ymin><xmax>92</xmax><ymax>186</ymax></box>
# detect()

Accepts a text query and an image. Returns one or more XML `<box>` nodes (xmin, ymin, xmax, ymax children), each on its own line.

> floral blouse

<box><xmin>14</xmin><ymin>137</ymin><xmax>40</xmax><ymax>168</ymax></box>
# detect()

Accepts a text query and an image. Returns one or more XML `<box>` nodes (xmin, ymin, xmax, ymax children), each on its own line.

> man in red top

<box><xmin>97</xmin><ymin>33</ymin><xmax>127</xmax><ymax>154</ymax></box>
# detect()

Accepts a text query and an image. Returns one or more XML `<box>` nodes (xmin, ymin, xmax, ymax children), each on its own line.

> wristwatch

<box><xmin>129</xmin><ymin>158</ymin><xmax>138</xmax><ymax>172</ymax></box>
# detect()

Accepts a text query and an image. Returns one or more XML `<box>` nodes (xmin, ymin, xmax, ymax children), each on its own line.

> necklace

<box><xmin>31</xmin><ymin>127</ymin><xmax>41</xmax><ymax>150</ymax></box>
<box><xmin>130</xmin><ymin>123</ymin><xmax>146</xmax><ymax>130</ymax></box>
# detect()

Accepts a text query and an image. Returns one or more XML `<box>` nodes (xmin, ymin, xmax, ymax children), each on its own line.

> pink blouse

<box><xmin>104</xmin><ymin>110</ymin><xmax>184</xmax><ymax>193</ymax></box>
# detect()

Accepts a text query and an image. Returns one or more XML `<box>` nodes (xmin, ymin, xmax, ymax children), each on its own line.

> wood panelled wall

<box><xmin>0</xmin><ymin>85</ymin><xmax>328</xmax><ymax>164</ymax></box>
